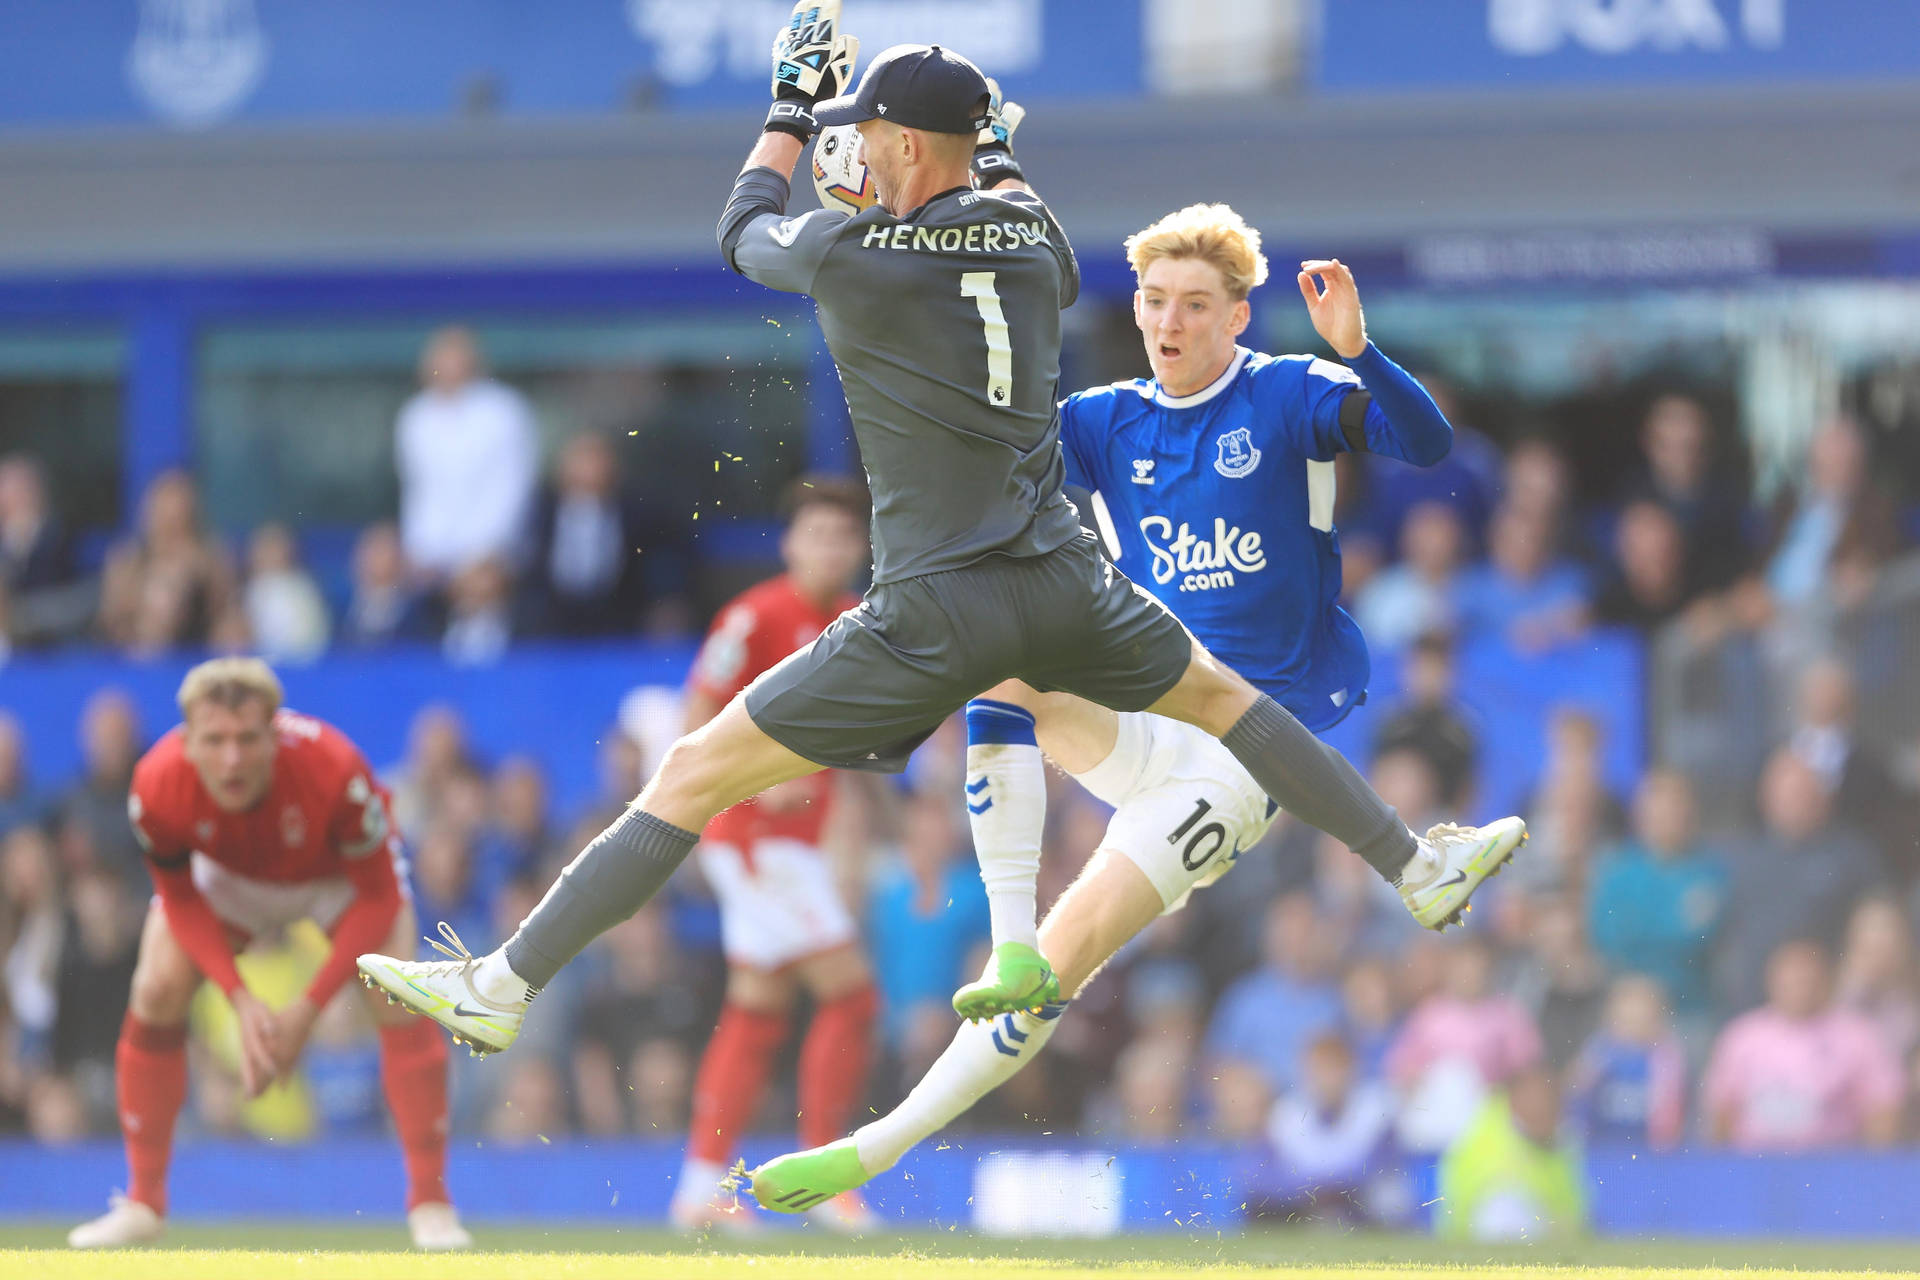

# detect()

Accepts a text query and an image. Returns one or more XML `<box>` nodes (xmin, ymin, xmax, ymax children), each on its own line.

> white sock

<box><xmin>964</xmin><ymin>700</ymin><xmax>1045</xmax><ymax>950</ymax></box>
<box><xmin>854</xmin><ymin>1004</ymin><xmax>1065</xmax><ymax>1173</ymax></box>
<box><xmin>673</xmin><ymin>1156</ymin><xmax>727</xmax><ymax>1208</ymax></box>
<box><xmin>473</xmin><ymin>948</ymin><xmax>533</xmax><ymax>1005</ymax></box>
<box><xmin>1397</xmin><ymin>835</ymin><xmax>1442</xmax><ymax>890</ymax></box>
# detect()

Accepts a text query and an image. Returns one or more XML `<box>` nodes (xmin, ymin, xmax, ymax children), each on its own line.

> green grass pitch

<box><xmin>7</xmin><ymin>1225</ymin><xmax>1920</xmax><ymax>1279</ymax></box>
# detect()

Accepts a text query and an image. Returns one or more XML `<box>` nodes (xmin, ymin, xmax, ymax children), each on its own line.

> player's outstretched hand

<box><xmin>972</xmin><ymin>77</ymin><xmax>1028</xmax><ymax>189</ymax></box>
<box><xmin>1297</xmin><ymin>259</ymin><xmax>1368</xmax><ymax>360</ymax></box>
<box><xmin>231</xmin><ymin>989</ymin><xmax>281</xmax><ymax>1099</ymax></box>
<box><xmin>766</xmin><ymin>1</ymin><xmax>859</xmax><ymax>139</ymax></box>
<box><xmin>977</xmin><ymin>78</ymin><xmax>1026</xmax><ymax>150</ymax></box>
<box><xmin>771</xmin><ymin>1</ymin><xmax>858</xmax><ymax>104</ymax></box>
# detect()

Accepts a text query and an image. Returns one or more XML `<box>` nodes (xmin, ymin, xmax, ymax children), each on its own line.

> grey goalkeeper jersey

<box><xmin>721</xmin><ymin>172</ymin><xmax>1084</xmax><ymax>584</ymax></box>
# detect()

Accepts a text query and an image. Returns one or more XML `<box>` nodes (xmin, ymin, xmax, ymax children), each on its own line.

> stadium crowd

<box><xmin>3</xmin><ymin>326</ymin><xmax>1919</xmax><ymax>1238</ymax></box>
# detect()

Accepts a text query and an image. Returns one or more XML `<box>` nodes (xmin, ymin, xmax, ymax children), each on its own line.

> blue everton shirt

<box><xmin>1059</xmin><ymin>343</ymin><xmax>1451</xmax><ymax>732</ymax></box>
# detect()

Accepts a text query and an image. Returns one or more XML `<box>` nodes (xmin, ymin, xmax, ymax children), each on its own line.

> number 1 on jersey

<box><xmin>961</xmin><ymin>271</ymin><xmax>1014</xmax><ymax>408</ymax></box>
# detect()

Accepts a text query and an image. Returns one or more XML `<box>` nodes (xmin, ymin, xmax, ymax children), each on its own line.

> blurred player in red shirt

<box><xmin>68</xmin><ymin>658</ymin><xmax>468</xmax><ymax>1251</ymax></box>
<box><xmin>670</xmin><ymin>478</ymin><xmax>880</xmax><ymax>1231</ymax></box>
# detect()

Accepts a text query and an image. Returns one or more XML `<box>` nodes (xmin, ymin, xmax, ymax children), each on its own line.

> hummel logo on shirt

<box><xmin>1132</xmin><ymin>459</ymin><xmax>1155</xmax><ymax>485</ymax></box>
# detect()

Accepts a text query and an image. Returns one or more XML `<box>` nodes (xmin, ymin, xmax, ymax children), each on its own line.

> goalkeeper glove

<box><xmin>972</xmin><ymin>78</ymin><xmax>1027</xmax><ymax>187</ymax></box>
<box><xmin>766</xmin><ymin>1</ymin><xmax>859</xmax><ymax>141</ymax></box>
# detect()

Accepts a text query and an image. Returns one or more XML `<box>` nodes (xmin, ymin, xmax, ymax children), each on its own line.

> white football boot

<box><xmin>407</xmin><ymin>1200</ymin><xmax>474</xmax><ymax>1250</ymax></box>
<box><xmin>358</xmin><ymin>922</ymin><xmax>530</xmax><ymax>1058</ymax></box>
<box><xmin>1398</xmin><ymin>816</ymin><xmax>1529</xmax><ymax>931</ymax></box>
<box><xmin>68</xmin><ymin>1194</ymin><xmax>164</xmax><ymax>1249</ymax></box>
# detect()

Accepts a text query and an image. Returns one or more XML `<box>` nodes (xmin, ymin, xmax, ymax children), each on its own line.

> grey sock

<box><xmin>1221</xmin><ymin>694</ymin><xmax>1415</xmax><ymax>884</ymax></box>
<box><xmin>503</xmin><ymin>808</ymin><xmax>698</xmax><ymax>988</ymax></box>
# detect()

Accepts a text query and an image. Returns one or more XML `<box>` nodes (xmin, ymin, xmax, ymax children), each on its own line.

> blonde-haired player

<box><xmin>749</xmin><ymin>196</ymin><xmax>1525</xmax><ymax>1210</ymax></box>
<box><xmin>69</xmin><ymin>658</ymin><xmax>469</xmax><ymax>1250</ymax></box>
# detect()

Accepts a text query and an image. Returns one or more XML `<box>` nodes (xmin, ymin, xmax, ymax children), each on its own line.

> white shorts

<box><xmin>699</xmin><ymin>836</ymin><xmax>858</xmax><ymax>971</ymax></box>
<box><xmin>1073</xmin><ymin>712</ymin><xmax>1277</xmax><ymax>914</ymax></box>
<box><xmin>169</xmin><ymin>846</ymin><xmax>413</xmax><ymax>940</ymax></box>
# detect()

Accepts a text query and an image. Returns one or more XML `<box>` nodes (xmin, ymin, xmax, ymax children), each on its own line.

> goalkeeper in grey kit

<box><xmin>355</xmin><ymin>1</ymin><xmax>1523</xmax><ymax>1208</ymax></box>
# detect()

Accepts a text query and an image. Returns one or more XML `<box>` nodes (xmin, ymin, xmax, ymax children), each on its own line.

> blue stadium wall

<box><xmin>7</xmin><ymin>1138</ymin><xmax>1920</xmax><ymax>1237</ymax></box>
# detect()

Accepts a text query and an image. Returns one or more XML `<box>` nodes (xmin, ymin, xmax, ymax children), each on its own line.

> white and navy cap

<box><xmin>814</xmin><ymin>43</ymin><xmax>993</xmax><ymax>135</ymax></box>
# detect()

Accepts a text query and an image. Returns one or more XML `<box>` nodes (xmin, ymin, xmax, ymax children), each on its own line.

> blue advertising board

<box><xmin>0</xmin><ymin>0</ymin><xmax>1140</xmax><ymax>131</ymax></box>
<box><xmin>1320</xmin><ymin>0</ymin><xmax>1920</xmax><ymax>92</ymax></box>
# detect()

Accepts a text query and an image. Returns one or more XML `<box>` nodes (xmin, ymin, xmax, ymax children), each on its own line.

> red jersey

<box><xmin>129</xmin><ymin>708</ymin><xmax>404</xmax><ymax>1006</ymax></box>
<box><xmin>689</xmin><ymin>574</ymin><xmax>855</xmax><ymax>849</ymax></box>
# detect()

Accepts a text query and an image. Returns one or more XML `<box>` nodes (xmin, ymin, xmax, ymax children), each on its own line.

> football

<box><xmin>811</xmin><ymin>124</ymin><xmax>877</xmax><ymax>215</ymax></box>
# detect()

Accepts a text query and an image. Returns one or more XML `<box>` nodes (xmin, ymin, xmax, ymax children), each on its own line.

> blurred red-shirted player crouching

<box><xmin>670</xmin><ymin>477</ymin><xmax>880</xmax><ymax>1233</ymax></box>
<box><xmin>68</xmin><ymin>657</ymin><xmax>469</xmax><ymax>1251</ymax></box>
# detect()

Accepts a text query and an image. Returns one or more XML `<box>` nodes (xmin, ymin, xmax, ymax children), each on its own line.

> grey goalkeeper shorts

<box><xmin>744</xmin><ymin>531</ymin><xmax>1193</xmax><ymax>772</ymax></box>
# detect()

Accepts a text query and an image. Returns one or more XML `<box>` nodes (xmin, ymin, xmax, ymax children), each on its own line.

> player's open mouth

<box><xmin>1159</xmin><ymin>345</ymin><xmax>1181</xmax><ymax>358</ymax></box>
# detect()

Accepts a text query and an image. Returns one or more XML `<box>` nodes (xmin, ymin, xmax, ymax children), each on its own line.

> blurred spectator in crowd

<box><xmin>1101</xmin><ymin>1036</ymin><xmax>1195</xmax><ymax>1141</ymax></box>
<box><xmin>1314</xmin><ymin>827</ymin><xmax>1410</xmax><ymax>965</ymax></box>
<box><xmin>0</xmin><ymin>713</ymin><xmax>44</xmax><ymax>837</ymax></box>
<box><xmin>26</xmin><ymin>1074</ymin><xmax>89</xmax><ymax>1145</ymax></box>
<box><xmin>1339</xmin><ymin>956</ymin><xmax>1402</xmax><ymax>1083</ymax></box>
<box><xmin>1588</xmin><ymin>769</ymin><xmax>1726</xmax><ymax>1018</ymax></box>
<box><xmin>1436</xmin><ymin>1068</ymin><xmax>1587</xmax><ymax>1241</ymax></box>
<box><xmin>0</xmin><ymin>454</ymin><xmax>88</xmax><ymax>646</ymax></box>
<box><xmin>1205</xmin><ymin>892</ymin><xmax>1343</xmax><ymax>1099</ymax></box>
<box><xmin>3</xmin><ymin>824</ymin><xmax>65</xmax><ymax>1062</ymax></box>
<box><xmin>1514</xmin><ymin>708</ymin><xmax>1625</xmax><ymax>897</ymax></box>
<box><xmin>441</xmin><ymin>557</ymin><xmax>518</xmax><ymax>667</ymax></box>
<box><xmin>1764</xmin><ymin>416</ymin><xmax>1902</xmax><ymax>613</ymax></box>
<box><xmin>1786</xmin><ymin>658</ymin><xmax>1917</xmax><ymax>881</ymax></box>
<box><xmin>1501</xmin><ymin>438</ymin><xmax>1577</xmax><ymax>543</ymax></box>
<box><xmin>340</xmin><ymin>522</ymin><xmax>433</xmax><ymax>649</ymax></box>
<box><xmin>1388</xmin><ymin>935</ymin><xmax>1543</xmax><ymax>1153</ymax></box>
<box><xmin>1209</xmin><ymin>1059</ymin><xmax>1273</xmax><ymax>1143</ymax></box>
<box><xmin>1456</xmin><ymin>502</ymin><xmax>1591</xmax><ymax>654</ymax></box>
<box><xmin>1626</xmin><ymin>395</ymin><xmax>1750</xmax><ymax>594</ymax></box>
<box><xmin>527</xmin><ymin>432</ymin><xmax>688</xmax><ymax>637</ymax></box>
<box><xmin>572</xmin><ymin>906</ymin><xmax>716</xmax><ymax>1135</ymax></box>
<box><xmin>485</xmin><ymin>1056</ymin><xmax>567</xmax><ymax>1143</ymax></box>
<box><xmin>1704</xmin><ymin>939</ymin><xmax>1902</xmax><ymax>1150</ymax></box>
<box><xmin>241</xmin><ymin>523</ymin><xmax>331</xmax><ymax>664</ymax></box>
<box><xmin>98</xmin><ymin>470</ymin><xmax>237</xmax><ymax>654</ymax></box>
<box><xmin>867</xmin><ymin>793</ymin><xmax>989</xmax><ymax>1077</ymax></box>
<box><xmin>1565</xmin><ymin>974</ymin><xmax>1686</xmax><ymax>1149</ymax></box>
<box><xmin>385</xmin><ymin>704</ymin><xmax>477</xmax><ymax>841</ymax></box>
<box><xmin>0</xmin><ymin>455</ymin><xmax>75</xmax><ymax>593</ymax></box>
<box><xmin>1593</xmin><ymin>500</ymin><xmax>1690</xmax><ymax>629</ymax></box>
<box><xmin>1836</xmin><ymin>898</ymin><xmax>1920</xmax><ymax>1064</ymax></box>
<box><xmin>1511</xmin><ymin>895</ymin><xmax>1608</xmax><ymax>1070</ymax></box>
<box><xmin>396</xmin><ymin>327</ymin><xmax>539</xmax><ymax>583</ymax></box>
<box><xmin>1718</xmin><ymin>748</ymin><xmax>1886</xmax><ymax>1013</ymax></box>
<box><xmin>1372</xmin><ymin>632</ymin><xmax>1479</xmax><ymax>809</ymax></box>
<box><xmin>52</xmin><ymin>870</ymin><xmax>139</xmax><ymax>1112</ymax></box>
<box><xmin>56</xmin><ymin>689</ymin><xmax>145</xmax><ymax>891</ymax></box>
<box><xmin>1353</xmin><ymin>501</ymin><xmax>1468</xmax><ymax>651</ymax></box>
<box><xmin>475</xmin><ymin>756</ymin><xmax>551</xmax><ymax>896</ymax></box>
<box><xmin>410</xmin><ymin>821</ymin><xmax>491</xmax><ymax>952</ymax></box>
<box><xmin>1350</xmin><ymin>380</ymin><xmax>1502</xmax><ymax>562</ymax></box>
<box><xmin>1256</xmin><ymin>1031</ymin><xmax>1397</xmax><ymax>1223</ymax></box>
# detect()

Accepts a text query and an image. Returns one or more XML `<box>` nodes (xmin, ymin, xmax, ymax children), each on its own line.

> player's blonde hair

<box><xmin>177</xmin><ymin>656</ymin><xmax>283</xmax><ymax>719</ymax></box>
<box><xmin>1124</xmin><ymin>203</ymin><xmax>1270</xmax><ymax>301</ymax></box>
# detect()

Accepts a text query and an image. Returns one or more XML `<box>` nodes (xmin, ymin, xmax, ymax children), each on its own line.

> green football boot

<box><xmin>749</xmin><ymin>1138</ymin><xmax>875</xmax><ymax>1214</ymax></box>
<box><xmin>952</xmin><ymin>940</ymin><xmax>1061</xmax><ymax>1021</ymax></box>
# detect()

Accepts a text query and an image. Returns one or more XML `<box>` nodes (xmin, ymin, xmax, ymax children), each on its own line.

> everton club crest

<box><xmin>1214</xmin><ymin>427</ymin><xmax>1261</xmax><ymax>479</ymax></box>
<box><xmin>128</xmin><ymin>0</ymin><xmax>267</xmax><ymax>128</ymax></box>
